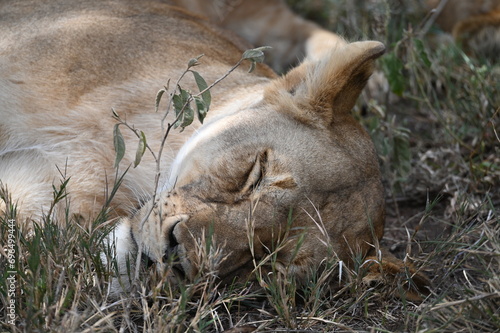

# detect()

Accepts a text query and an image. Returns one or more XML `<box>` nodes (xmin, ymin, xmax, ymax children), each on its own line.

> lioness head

<box><xmin>111</xmin><ymin>41</ymin><xmax>386</xmax><ymax>292</ymax></box>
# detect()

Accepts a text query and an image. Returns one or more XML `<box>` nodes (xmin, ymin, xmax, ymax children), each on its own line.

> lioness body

<box><xmin>1</xmin><ymin>0</ymin><xmax>388</xmax><ymax>291</ymax></box>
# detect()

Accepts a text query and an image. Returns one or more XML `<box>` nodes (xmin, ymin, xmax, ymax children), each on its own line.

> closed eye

<box><xmin>241</xmin><ymin>150</ymin><xmax>267</xmax><ymax>193</ymax></box>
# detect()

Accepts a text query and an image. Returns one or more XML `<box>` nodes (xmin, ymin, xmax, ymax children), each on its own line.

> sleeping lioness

<box><xmin>0</xmin><ymin>0</ymin><xmax>426</xmax><ymax>298</ymax></box>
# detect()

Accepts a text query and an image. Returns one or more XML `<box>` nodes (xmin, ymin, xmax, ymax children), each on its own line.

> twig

<box><xmin>420</xmin><ymin>0</ymin><xmax>449</xmax><ymax>36</ymax></box>
<box><xmin>430</xmin><ymin>292</ymin><xmax>500</xmax><ymax>311</ymax></box>
<box><xmin>296</xmin><ymin>316</ymin><xmax>356</xmax><ymax>332</ymax></box>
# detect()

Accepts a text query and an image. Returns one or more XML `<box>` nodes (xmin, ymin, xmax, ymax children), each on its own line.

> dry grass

<box><xmin>1</xmin><ymin>0</ymin><xmax>499</xmax><ymax>332</ymax></box>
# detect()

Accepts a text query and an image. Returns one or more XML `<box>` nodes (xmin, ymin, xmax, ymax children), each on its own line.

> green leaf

<box><xmin>242</xmin><ymin>46</ymin><xmax>271</xmax><ymax>73</ymax></box>
<box><xmin>155</xmin><ymin>88</ymin><xmax>167</xmax><ymax>113</ymax></box>
<box><xmin>381</xmin><ymin>53</ymin><xmax>406</xmax><ymax>96</ymax></box>
<box><xmin>188</xmin><ymin>54</ymin><xmax>204</xmax><ymax>68</ymax></box>
<box><xmin>191</xmin><ymin>70</ymin><xmax>211</xmax><ymax>109</ymax></box>
<box><xmin>172</xmin><ymin>93</ymin><xmax>184</xmax><ymax>113</ymax></box>
<box><xmin>248</xmin><ymin>61</ymin><xmax>256</xmax><ymax>73</ymax></box>
<box><xmin>134</xmin><ymin>131</ymin><xmax>147</xmax><ymax>168</ymax></box>
<box><xmin>194</xmin><ymin>96</ymin><xmax>208</xmax><ymax>124</ymax></box>
<box><xmin>173</xmin><ymin>87</ymin><xmax>194</xmax><ymax>130</ymax></box>
<box><xmin>414</xmin><ymin>39</ymin><xmax>431</xmax><ymax>69</ymax></box>
<box><xmin>113</xmin><ymin>124</ymin><xmax>125</xmax><ymax>168</ymax></box>
<box><xmin>179</xmin><ymin>105</ymin><xmax>195</xmax><ymax>130</ymax></box>
<box><xmin>241</xmin><ymin>46</ymin><xmax>272</xmax><ymax>62</ymax></box>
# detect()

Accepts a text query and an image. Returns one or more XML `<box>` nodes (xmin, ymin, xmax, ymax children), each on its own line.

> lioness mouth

<box><xmin>168</xmin><ymin>255</ymin><xmax>186</xmax><ymax>280</ymax></box>
<box><xmin>161</xmin><ymin>221</ymin><xmax>186</xmax><ymax>279</ymax></box>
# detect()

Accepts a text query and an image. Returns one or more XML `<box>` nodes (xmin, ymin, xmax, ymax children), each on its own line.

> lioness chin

<box><xmin>0</xmin><ymin>0</ymin><xmax>428</xmax><ymax>300</ymax></box>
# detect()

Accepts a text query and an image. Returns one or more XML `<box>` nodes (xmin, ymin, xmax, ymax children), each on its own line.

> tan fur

<box><xmin>1</xmin><ymin>0</ymin><xmax>427</xmax><ymax>298</ymax></box>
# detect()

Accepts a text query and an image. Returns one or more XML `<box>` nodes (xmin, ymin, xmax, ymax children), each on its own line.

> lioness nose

<box><xmin>168</xmin><ymin>220</ymin><xmax>180</xmax><ymax>249</ymax></box>
<box><xmin>161</xmin><ymin>215</ymin><xmax>186</xmax><ymax>263</ymax></box>
<box><xmin>162</xmin><ymin>220</ymin><xmax>187</xmax><ymax>279</ymax></box>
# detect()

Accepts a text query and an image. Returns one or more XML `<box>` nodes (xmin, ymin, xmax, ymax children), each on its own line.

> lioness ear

<box><xmin>265</xmin><ymin>41</ymin><xmax>385</xmax><ymax>126</ymax></box>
